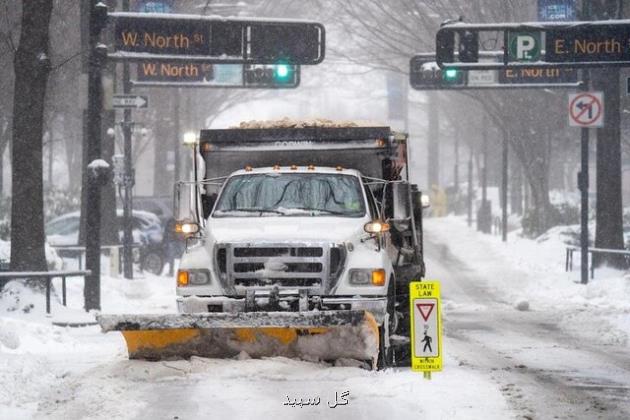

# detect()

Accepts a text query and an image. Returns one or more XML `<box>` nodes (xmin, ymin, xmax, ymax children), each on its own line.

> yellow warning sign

<box><xmin>409</xmin><ymin>281</ymin><xmax>442</xmax><ymax>372</ymax></box>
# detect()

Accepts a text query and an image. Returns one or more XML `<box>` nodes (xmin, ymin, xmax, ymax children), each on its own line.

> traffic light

<box><xmin>90</xmin><ymin>1</ymin><xmax>109</xmax><ymax>36</ymax></box>
<box><xmin>436</xmin><ymin>30</ymin><xmax>455</xmax><ymax>64</ymax></box>
<box><xmin>273</xmin><ymin>64</ymin><xmax>294</xmax><ymax>84</ymax></box>
<box><xmin>458</xmin><ymin>30</ymin><xmax>479</xmax><ymax>62</ymax></box>
<box><xmin>244</xmin><ymin>64</ymin><xmax>299</xmax><ymax>88</ymax></box>
<box><xmin>441</xmin><ymin>67</ymin><xmax>464</xmax><ymax>84</ymax></box>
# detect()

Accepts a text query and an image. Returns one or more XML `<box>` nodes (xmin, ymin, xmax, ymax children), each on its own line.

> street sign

<box><xmin>569</xmin><ymin>92</ymin><xmax>604</xmax><ymax>128</ymax></box>
<box><xmin>467</xmin><ymin>68</ymin><xmax>496</xmax><ymax>86</ymax></box>
<box><xmin>436</xmin><ymin>21</ymin><xmax>630</xmax><ymax>70</ymax></box>
<box><xmin>410</xmin><ymin>54</ymin><xmax>580</xmax><ymax>90</ymax></box>
<box><xmin>136</xmin><ymin>1</ymin><xmax>173</xmax><ymax>13</ymax></box>
<box><xmin>137</xmin><ymin>61</ymin><xmax>214</xmax><ymax>82</ymax></box>
<box><xmin>410</xmin><ymin>281</ymin><xmax>442</xmax><ymax>372</ymax></box>
<box><xmin>508</xmin><ymin>32</ymin><xmax>541</xmax><ymax>62</ymax></box>
<box><xmin>109</xmin><ymin>13</ymin><xmax>325</xmax><ymax>65</ymax></box>
<box><xmin>133</xmin><ymin>63</ymin><xmax>300</xmax><ymax>88</ymax></box>
<box><xmin>538</xmin><ymin>0</ymin><xmax>576</xmax><ymax>21</ymax></box>
<box><xmin>499</xmin><ymin>67</ymin><xmax>578</xmax><ymax>84</ymax></box>
<box><xmin>546</xmin><ymin>26</ymin><xmax>630</xmax><ymax>64</ymax></box>
<box><xmin>113</xmin><ymin>94</ymin><xmax>148</xmax><ymax>109</ymax></box>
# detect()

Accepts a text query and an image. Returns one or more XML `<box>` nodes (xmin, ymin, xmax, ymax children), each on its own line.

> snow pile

<box><xmin>0</xmin><ymin>239</ymin><xmax>63</xmax><ymax>270</ymax></box>
<box><xmin>426</xmin><ymin>216</ymin><xmax>630</xmax><ymax>345</ymax></box>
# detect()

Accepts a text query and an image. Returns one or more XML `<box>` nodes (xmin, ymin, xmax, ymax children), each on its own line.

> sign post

<box><xmin>409</xmin><ymin>281</ymin><xmax>443</xmax><ymax>378</ymax></box>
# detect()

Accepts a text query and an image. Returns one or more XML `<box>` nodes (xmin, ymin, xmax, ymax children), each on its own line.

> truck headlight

<box><xmin>177</xmin><ymin>269</ymin><xmax>211</xmax><ymax>286</ymax></box>
<box><xmin>349</xmin><ymin>269</ymin><xmax>386</xmax><ymax>286</ymax></box>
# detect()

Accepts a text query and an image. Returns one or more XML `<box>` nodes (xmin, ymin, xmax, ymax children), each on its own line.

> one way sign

<box><xmin>113</xmin><ymin>95</ymin><xmax>149</xmax><ymax>109</ymax></box>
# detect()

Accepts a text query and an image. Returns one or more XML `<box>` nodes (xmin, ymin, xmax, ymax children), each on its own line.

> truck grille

<box><xmin>217</xmin><ymin>243</ymin><xmax>344</xmax><ymax>294</ymax></box>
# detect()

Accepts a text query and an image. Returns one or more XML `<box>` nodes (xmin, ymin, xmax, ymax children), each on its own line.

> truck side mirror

<box><xmin>174</xmin><ymin>182</ymin><xmax>203</xmax><ymax>228</ymax></box>
<box><xmin>390</xmin><ymin>182</ymin><xmax>411</xmax><ymax>231</ymax></box>
<box><xmin>202</xmin><ymin>194</ymin><xmax>217</xmax><ymax>219</ymax></box>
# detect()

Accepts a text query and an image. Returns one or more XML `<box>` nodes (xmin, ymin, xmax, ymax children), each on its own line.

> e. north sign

<box><xmin>435</xmin><ymin>20</ymin><xmax>630</xmax><ymax>70</ymax></box>
<box><xmin>546</xmin><ymin>26</ymin><xmax>630</xmax><ymax>63</ymax></box>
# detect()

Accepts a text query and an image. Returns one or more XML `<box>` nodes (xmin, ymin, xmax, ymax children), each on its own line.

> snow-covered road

<box><xmin>426</xmin><ymin>231</ymin><xmax>630</xmax><ymax>419</ymax></box>
<box><xmin>3</xmin><ymin>217</ymin><xmax>630</xmax><ymax>419</ymax></box>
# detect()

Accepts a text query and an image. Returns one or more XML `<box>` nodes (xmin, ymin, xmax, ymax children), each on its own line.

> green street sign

<box><xmin>508</xmin><ymin>32</ymin><xmax>541</xmax><ymax>61</ymax></box>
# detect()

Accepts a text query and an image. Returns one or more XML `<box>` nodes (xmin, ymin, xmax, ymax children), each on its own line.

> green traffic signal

<box><xmin>273</xmin><ymin>64</ymin><xmax>294</xmax><ymax>83</ymax></box>
<box><xmin>441</xmin><ymin>67</ymin><xmax>465</xmax><ymax>86</ymax></box>
<box><xmin>443</xmin><ymin>68</ymin><xmax>460</xmax><ymax>82</ymax></box>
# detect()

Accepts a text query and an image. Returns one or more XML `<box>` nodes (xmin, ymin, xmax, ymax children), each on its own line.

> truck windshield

<box><xmin>213</xmin><ymin>173</ymin><xmax>366</xmax><ymax>217</ymax></box>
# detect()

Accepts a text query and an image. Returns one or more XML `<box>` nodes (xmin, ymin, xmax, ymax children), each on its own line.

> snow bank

<box><xmin>426</xmin><ymin>216</ymin><xmax>630</xmax><ymax>345</ymax></box>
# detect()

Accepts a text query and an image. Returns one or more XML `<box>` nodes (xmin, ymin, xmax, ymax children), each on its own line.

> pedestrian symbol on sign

<box><xmin>422</xmin><ymin>330</ymin><xmax>433</xmax><ymax>353</ymax></box>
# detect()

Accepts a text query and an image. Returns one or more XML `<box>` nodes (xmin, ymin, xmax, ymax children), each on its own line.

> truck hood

<box><xmin>207</xmin><ymin>216</ymin><xmax>367</xmax><ymax>243</ymax></box>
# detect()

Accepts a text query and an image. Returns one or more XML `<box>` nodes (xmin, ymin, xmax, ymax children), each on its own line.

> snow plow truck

<box><xmin>98</xmin><ymin>120</ymin><xmax>428</xmax><ymax>369</ymax></box>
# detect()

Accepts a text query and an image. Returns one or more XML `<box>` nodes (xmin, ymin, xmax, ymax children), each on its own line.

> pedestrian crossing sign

<box><xmin>410</xmin><ymin>281</ymin><xmax>443</xmax><ymax>372</ymax></box>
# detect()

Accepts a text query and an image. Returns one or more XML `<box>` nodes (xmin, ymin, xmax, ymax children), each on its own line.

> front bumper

<box><xmin>177</xmin><ymin>295</ymin><xmax>388</xmax><ymax>324</ymax></box>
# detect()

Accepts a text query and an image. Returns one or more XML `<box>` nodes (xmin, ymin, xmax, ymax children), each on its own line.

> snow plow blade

<box><xmin>97</xmin><ymin>310</ymin><xmax>380</xmax><ymax>363</ymax></box>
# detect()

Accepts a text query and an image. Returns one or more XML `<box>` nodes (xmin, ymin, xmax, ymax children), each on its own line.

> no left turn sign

<box><xmin>569</xmin><ymin>92</ymin><xmax>604</xmax><ymax>128</ymax></box>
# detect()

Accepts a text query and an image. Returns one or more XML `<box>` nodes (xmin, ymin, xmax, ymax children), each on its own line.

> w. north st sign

<box><xmin>110</xmin><ymin>13</ymin><xmax>325</xmax><ymax>65</ymax></box>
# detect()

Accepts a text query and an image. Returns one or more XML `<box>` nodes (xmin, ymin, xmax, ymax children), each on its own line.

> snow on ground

<box><xmin>3</xmin><ymin>218</ymin><xmax>630</xmax><ymax>419</ymax></box>
<box><xmin>0</xmin><ymin>267</ymin><xmax>177</xmax><ymax>419</ymax></box>
<box><xmin>426</xmin><ymin>216</ymin><xmax>630</xmax><ymax>346</ymax></box>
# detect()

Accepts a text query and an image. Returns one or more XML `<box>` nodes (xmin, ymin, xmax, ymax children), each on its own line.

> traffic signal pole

<box><xmin>579</xmin><ymin>69</ymin><xmax>590</xmax><ymax>285</ymax></box>
<box><xmin>122</xmin><ymin>0</ymin><xmax>134</xmax><ymax>279</ymax></box>
<box><xmin>84</xmin><ymin>1</ymin><xmax>108</xmax><ymax>310</ymax></box>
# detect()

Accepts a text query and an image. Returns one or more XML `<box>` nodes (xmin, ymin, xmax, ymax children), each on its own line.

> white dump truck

<box><xmin>98</xmin><ymin>121</ymin><xmax>427</xmax><ymax>369</ymax></box>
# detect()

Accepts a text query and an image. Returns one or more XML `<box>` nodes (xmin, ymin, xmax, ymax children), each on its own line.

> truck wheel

<box><xmin>377</xmin><ymin>278</ymin><xmax>396</xmax><ymax>370</ymax></box>
<box><xmin>141</xmin><ymin>251</ymin><xmax>164</xmax><ymax>275</ymax></box>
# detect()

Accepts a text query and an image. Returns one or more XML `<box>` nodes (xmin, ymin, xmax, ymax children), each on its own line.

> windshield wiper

<box><xmin>222</xmin><ymin>208</ymin><xmax>285</xmax><ymax>215</ymax></box>
<box><xmin>284</xmin><ymin>207</ymin><xmax>350</xmax><ymax>216</ymax></box>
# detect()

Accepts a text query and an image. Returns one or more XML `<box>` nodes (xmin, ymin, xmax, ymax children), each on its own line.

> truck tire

<box><xmin>377</xmin><ymin>278</ymin><xmax>396</xmax><ymax>370</ymax></box>
<box><xmin>141</xmin><ymin>251</ymin><xmax>164</xmax><ymax>275</ymax></box>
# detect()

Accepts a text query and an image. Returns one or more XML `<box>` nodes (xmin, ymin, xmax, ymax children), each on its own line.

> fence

<box><xmin>0</xmin><ymin>270</ymin><xmax>91</xmax><ymax>314</ymax></box>
<box><xmin>565</xmin><ymin>246</ymin><xmax>630</xmax><ymax>279</ymax></box>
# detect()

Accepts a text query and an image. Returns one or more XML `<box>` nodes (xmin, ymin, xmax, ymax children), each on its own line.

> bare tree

<box><xmin>10</xmin><ymin>0</ymin><xmax>54</xmax><ymax>273</ymax></box>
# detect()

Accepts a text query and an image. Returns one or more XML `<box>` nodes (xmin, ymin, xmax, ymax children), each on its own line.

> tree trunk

<box><xmin>522</xmin><ymin>151</ymin><xmax>553</xmax><ymax>237</ymax></box>
<box><xmin>10</xmin><ymin>0</ymin><xmax>54</xmax><ymax>274</ymax></box>
<box><xmin>592</xmin><ymin>67</ymin><xmax>625</xmax><ymax>268</ymax></box>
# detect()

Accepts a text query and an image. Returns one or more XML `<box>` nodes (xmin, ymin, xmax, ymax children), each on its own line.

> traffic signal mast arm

<box><xmin>436</xmin><ymin>19</ymin><xmax>630</xmax><ymax>70</ymax></box>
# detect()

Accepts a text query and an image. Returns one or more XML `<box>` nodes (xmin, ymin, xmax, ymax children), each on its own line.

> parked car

<box><xmin>133</xmin><ymin>196</ymin><xmax>173</xmax><ymax>225</ymax></box>
<box><xmin>46</xmin><ymin>209</ymin><xmax>165</xmax><ymax>274</ymax></box>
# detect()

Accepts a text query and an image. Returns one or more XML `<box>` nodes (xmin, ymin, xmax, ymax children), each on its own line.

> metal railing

<box><xmin>0</xmin><ymin>270</ymin><xmax>91</xmax><ymax>314</ymax></box>
<box><xmin>565</xmin><ymin>246</ymin><xmax>630</xmax><ymax>279</ymax></box>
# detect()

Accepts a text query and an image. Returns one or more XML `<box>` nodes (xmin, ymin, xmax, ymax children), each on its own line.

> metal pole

<box><xmin>84</xmin><ymin>0</ymin><xmax>104</xmax><ymax>311</ymax></box>
<box><xmin>46</xmin><ymin>278</ymin><xmax>51</xmax><ymax>314</ymax></box>
<box><xmin>454</xmin><ymin>126</ymin><xmax>459</xmax><ymax>193</ymax></box>
<box><xmin>580</xmin><ymin>69</ymin><xmax>590</xmax><ymax>285</ymax></box>
<box><xmin>122</xmin><ymin>0</ymin><xmax>134</xmax><ymax>280</ymax></box>
<box><xmin>502</xmin><ymin>129</ymin><xmax>508</xmax><ymax>242</ymax></box>
<box><xmin>467</xmin><ymin>148</ymin><xmax>473</xmax><ymax>227</ymax></box>
<box><xmin>174</xmin><ymin>89</ymin><xmax>181</xmax><ymax>184</ymax></box>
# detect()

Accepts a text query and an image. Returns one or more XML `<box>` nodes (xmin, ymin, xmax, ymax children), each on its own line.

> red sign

<box><xmin>416</xmin><ymin>303</ymin><xmax>435</xmax><ymax>322</ymax></box>
<box><xmin>569</xmin><ymin>92</ymin><xmax>604</xmax><ymax>127</ymax></box>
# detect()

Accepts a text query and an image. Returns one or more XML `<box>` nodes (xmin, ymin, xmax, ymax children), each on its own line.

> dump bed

<box><xmin>199</xmin><ymin>125</ymin><xmax>406</xmax><ymax>180</ymax></box>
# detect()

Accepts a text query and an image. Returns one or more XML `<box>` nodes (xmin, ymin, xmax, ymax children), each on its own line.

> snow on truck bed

<box><xmin>231</xmin><ymin>117</ymin><xmax>385</xmax><ymax>129</ymax></box>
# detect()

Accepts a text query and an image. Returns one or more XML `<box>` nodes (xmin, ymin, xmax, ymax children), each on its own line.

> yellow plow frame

<box><xmin>97</xmin><ymin>310</ymin><xmax>380</xmax><ymax>364</ymax></box>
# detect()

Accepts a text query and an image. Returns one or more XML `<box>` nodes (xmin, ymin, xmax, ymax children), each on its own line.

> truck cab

<box><xmin>174</xmin><ymin>123</ymin><xmax>427</xmax><ymax>366</ymax></box>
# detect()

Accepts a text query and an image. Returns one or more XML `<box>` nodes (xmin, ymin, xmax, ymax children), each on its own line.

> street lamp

<box><xmin>183</xmin><ymin>131</ymin><xmax>198</xmax><ymax>146</ymax></box>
